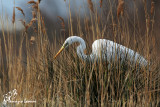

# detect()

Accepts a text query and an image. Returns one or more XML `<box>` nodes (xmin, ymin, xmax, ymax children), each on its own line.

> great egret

<box><xmin>54</xmin><ymin>36</ymin><xmax>148</xmax><ymax>67</ymax></box>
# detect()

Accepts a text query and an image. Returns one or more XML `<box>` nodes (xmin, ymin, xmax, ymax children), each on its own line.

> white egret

<box><xmin>54</xmin><ymin>36</ymin><xmax>148</xmax><ymax>67</ymax></box>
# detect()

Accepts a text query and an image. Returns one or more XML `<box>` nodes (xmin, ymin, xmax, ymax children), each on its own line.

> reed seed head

<box><xmin>87</xmin><ymin>0</ymin><xmax>94</xmax><ymax>13</ymax></box>
<box><xmin>16</xmin><ymin>7</ymin><xmax>25</xmax><ymax>17</ymax></box>
<box><xmin>12</xmin><ymin>7</ymin><xmax>15</xmax><ymax>24</ymax></box>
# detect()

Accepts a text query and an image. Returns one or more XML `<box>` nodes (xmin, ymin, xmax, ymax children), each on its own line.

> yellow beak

<box><xmin>54</xmin><ymin>46</ymin><xmax>65</xmax><ymax>59</ymax></box>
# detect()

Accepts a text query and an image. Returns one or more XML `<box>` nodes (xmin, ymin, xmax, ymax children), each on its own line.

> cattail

<box><xmin>16</xmin><ymin>7</ymin><xmax>25</xmax><ymax>17</ymax></box>
<box><xmin>100</xmin><ymin>0</ymin><xmax>103</xmax><ymax>8</ymax></box>
<box><xmin>151</xmin><ymin>1</ymin><xmax>154</xmax><ymax>16</ymax></box>
<box><xmin>87</xmin><ymin>0</ymin><xmax>94</xmax><ymax>13</ymax></box>
<box><xmin>12</xmin><ymin>7</ymin><xmax>15</xmax><ymax>24</ymax></box>
<box><xmin>57</xmin><ymin>16</ymin><xmax>65</xmax><ymax>29</ymax></box>
<box><xmin>117</xmin><ymin>0</ymin><xmax>124</xmax><ymax>18</ymax></box>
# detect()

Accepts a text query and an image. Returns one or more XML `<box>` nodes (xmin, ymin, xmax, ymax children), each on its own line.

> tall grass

<box><xmin>0</xmin><ymin>0</ymin><xmax>160</xmax><ymax>106</ymax></box>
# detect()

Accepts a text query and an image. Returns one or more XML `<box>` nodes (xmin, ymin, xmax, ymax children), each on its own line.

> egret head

<box><xmin>54</xmin><ymin>36</ymin><xmax>86</xmax><ymax>59</ymax></box>
<box><xmin>54</xmin><ymin>37</ymin><xmax>73</xmax><ymax>59</ymax></box>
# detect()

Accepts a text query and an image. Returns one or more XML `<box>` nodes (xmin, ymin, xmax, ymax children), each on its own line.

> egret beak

<box><xmin>54</xmin><ymin>46</ymin><xmax>65</xmax><ymax>59</ymax></box>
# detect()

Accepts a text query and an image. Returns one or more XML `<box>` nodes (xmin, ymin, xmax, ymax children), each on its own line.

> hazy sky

<box><xmin>0</xmin><ymin>0</ymin><xmax>99</xmax><ymax>31</ymax></box>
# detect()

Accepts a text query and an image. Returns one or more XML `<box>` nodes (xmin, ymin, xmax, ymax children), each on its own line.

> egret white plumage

<box><xmin>54</xmin><ymin>36</ymin><xmax>148</xmax><ymax>67</ymax></box>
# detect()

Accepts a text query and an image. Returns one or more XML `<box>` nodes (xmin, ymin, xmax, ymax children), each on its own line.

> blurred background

<box><xmin>0</xmin><ymin>0</ymin><xmax>93</xmax><ymax>30</ymax></box>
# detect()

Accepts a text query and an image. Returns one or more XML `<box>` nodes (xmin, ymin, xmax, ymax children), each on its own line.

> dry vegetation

<box><xmin>0</xmin><ymin>0</ymin><xmax>160</xmax><ymax>106</ymax></box>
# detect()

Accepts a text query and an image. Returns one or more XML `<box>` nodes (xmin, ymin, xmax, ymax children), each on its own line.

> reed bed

<box><xmin>0</xmin><ymin>0</ymin><xmax>160</xmax><ymax>106</ymax></box>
